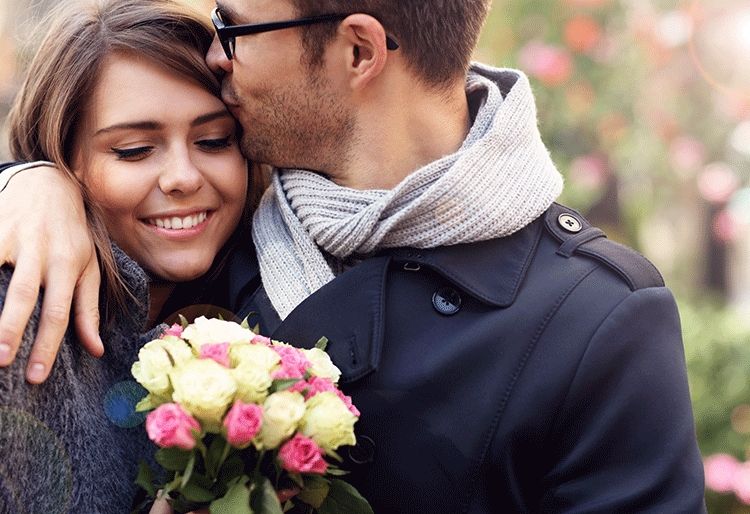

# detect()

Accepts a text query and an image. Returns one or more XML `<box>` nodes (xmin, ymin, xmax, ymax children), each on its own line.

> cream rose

<box><xmin>301</xmin><ymin>392</ymin><xmax>357</xmax><ymax>451</ymax></box>
<box><xmin>302</xmin><ymin>348</ymin><xmax>342</xmax><ymax>383</ymax></box>
<box><xmin>257</xmin><ymin>391</ymin><xmax>306</xmax><ymax>450</ymax></box>
<box><xmin>232</xmin><ymin>363</ymin><xmax>273</xmax><ymax>404</ymax></box>
<box><xmin>181</xmin><ymin>316</ymin><xmax>255</xmax><ymax>349</ymax></box>
<box><xmin>230</xmin><ymin>342</ymin><xmax>281</xmax><ymax>372</ymax></box>
<box><xmin>131</xmin><ymin>336</ymin><xmax>194</xmax><ymax>396</ymax></box>
<box><xmin>170</xmin><ymin>359</ymin><xmax>237</xmax><ymax>431</ymax></box>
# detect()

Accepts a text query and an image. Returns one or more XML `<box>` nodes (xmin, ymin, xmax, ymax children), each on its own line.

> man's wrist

<box><xmin>0</xmin><ymin>161</ymin><xmax>56</xmax><ymax>193</ymax></box>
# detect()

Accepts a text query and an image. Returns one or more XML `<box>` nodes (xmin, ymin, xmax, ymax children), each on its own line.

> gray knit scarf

<box><xmin>252</xmin><ymin>64</ymin><xmax>564</xmax><ymax>320</ymax></box>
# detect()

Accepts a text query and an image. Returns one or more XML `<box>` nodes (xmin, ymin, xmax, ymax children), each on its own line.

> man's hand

<box><xmin>0</xmin><ymin>165</ymin><xmax>102</xmax><ymax>383</ymax></box>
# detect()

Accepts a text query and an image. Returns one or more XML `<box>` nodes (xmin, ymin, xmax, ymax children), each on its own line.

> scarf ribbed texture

<box><xmin>252</xmin><ymin>64</ymin><xmax>564</xmax><ymax>320</ymax></box>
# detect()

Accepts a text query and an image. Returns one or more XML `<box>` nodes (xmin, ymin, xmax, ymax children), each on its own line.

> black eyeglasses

<box><xmin>211</xmin><ymin>7</ymin><xmax>399</xmax><ymax>60</ymax></box>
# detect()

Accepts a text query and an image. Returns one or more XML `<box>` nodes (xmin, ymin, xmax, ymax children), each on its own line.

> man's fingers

<box><xmin>24</xmin><ymin>263</ymin><xmax>78</xmax><ymax>384</ymax></box>
<box><xmin>0</xmin><ymin>256</ymin><xmax>43</xmax><ymax>367</ymax></box>
<box><xmin>73</xmin><ymin>261</ymin><xmax>103</xmax><ymax>358</ymax></box>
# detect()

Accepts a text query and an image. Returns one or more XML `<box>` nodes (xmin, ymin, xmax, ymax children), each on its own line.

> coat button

<box><xmin>558</xmin><ymin>213</ymin><xmax>582</xmax><ymax>233</ymax></box>
<box><xmin>347</xmin><ymin>435</ymin><xmax>376</xmax><ymax>465</ymax></box>
<box><xmin>433</xmin><ymin>287</ymin><xmax>461</xmax><ymax>315</ymax></box>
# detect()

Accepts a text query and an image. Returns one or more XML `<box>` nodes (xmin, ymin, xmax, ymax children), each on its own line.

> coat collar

<box><xmin>387</xmin><ymin>217</ymin><xmax>543</xmax><ymax>308</ymax></box>
<box><xmin>268</xmin><ymin>217</ymin><xmax>543</xmax><ymax>384</ymax></box>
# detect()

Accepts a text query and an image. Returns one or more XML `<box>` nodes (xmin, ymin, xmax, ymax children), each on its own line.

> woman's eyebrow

<box><xmin>94</xmin><ymin>120</ymin><xmax>161</xmax><ymax>136</ymax></box>
<box><xmin>92</xmin><ymin>110</ymin><xmax>231</xmax><ymax>136</ymax></box>
<box><xmin>192</xmin><ymin>109</ymin><xmax>234</xmax><ymax>127</ymax></box>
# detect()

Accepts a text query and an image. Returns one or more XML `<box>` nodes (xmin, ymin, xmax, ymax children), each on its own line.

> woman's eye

<box><xmin>111</xmin><ymin>146</ymin><xmax>154</xmax><ymax>160</ymax></box>
<box><xmin>196</xmin><ymin>136</ymin><xmax>233</xmax><ymax>151</ymax></box>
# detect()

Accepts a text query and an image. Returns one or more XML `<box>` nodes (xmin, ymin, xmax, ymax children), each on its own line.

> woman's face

<box><xmin>72</xmin><ymin>52</ymin><xmax>248</xmax><ymax>282</ymax></box>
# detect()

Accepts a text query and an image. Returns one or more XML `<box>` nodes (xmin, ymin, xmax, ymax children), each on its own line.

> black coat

<box><xmin>228</xmin><ymin>202</ymin><xmax>707</xmax><ymax>513</ymax></box>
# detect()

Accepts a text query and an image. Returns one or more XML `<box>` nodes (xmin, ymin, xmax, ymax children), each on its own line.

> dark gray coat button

<box><xmin>433</xmin><ymin>287</ymin><xmax>461</xmax><ymax>315</ymax></box>
<box><xmin>347</xmin><ymin>435</ymin><xmax>376</xmax><ymax>464</ymax></box>
<box><xmin>558</xmin><ymin>213</ymin><xmax>582</xmax><ymax>233</ymax></box>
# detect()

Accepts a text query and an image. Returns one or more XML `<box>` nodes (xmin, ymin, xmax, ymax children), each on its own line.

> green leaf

<box><xmin>179</xmin><ymin>314</ymin><xmax>189</xmax><ymax>329</ymax></box>
<box><xmin>181</xmin><ymin>482</ymin><xmax>216</xmax><ymax>503</ymax></box>
<box><xmin>296</xmin><ymin>475</ymin><xmax>329</xmax><ymax>509</ymax></box>
<box><xmin>316</xmin><ymin>479</ymin><xmax>373</xmax><ymax>514</ymax></box>
<box><xmin>156</xmin><ymin>447</ymin><xmax>192</xmax><ymax>471</ymax></box>
<box><xmin>134</xmin><ymin>460</ymin><xmax>157</xmax><ymax>499</ymax></box>
<box><xmin>207</xmin><ymin>435</ymin><xmax>229</xmax><ymax>476</ymax></box>
<box><xmin>210</xmin><ymin>475</ymin><xmax>252</xmax><ymax>514</ymax></box>
<box><xmin>181</xmin><ymin>450</ymin><xmax>197</xmax><ymax>489</ymax></box>
<box><xmin>315</xmin><ymin>337</ymin><xmax>329</xmax><ymax>351</ymax></box>
<box><xmin>249</xmin><ymin>476</ymin><xmax>284</xmax><ymax>514</ymax></box>
<box><xmin>135</xmin><ymin>392</ymin><xmax>169</xmax><ymax>412</ymax></box>
<box><xmin>216</xmin><ymin>455</ymin><xmax>246</xmax><ymax>493</ymax></box>
<box><xmin>323</xmin><ymin>468</ymin><xmax>349</xmax><ymax>476</ymax></box>
<box><xmin>269</xmin><ymin>378</ymin><xmax>302</xmax><ymax>394</ymax></box>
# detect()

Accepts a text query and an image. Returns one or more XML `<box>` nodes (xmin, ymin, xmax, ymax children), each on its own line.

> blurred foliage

<box><xmin>475</xmin><ymin>1</ymin><xmax>750</xmax><ymax>512</ymax></box>
<box><xmin>683</xmin><ymin>299</ymin><xmax>750</xmax><ymax>512</ymax></box>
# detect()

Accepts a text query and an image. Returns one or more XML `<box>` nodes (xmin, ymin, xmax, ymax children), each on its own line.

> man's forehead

<box><xmin>215</xmin><ymin>0</ymin><xmax>294</xmax><ymax>22</ymax></box>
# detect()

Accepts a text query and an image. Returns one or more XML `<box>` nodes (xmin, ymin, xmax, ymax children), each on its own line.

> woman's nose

<box><xmin>159</xmin><ymin>147</ymin><xmax>205</xmax><ymax>196</ymax></box>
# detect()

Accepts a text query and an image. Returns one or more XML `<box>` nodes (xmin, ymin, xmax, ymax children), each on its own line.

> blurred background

<box><xmin>0</xmin><ymin>0</ymin><xmax>748</xmax><ymax>510</ymax></box>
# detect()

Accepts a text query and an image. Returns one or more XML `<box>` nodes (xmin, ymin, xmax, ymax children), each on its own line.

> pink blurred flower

<box><xmin>278</xmin><ymin>433</ymin><xmax>328</xmax><ymax>474</ymax></box>
<box><xmin>199</xmin><ymin>342</ymin><xmax>231</xmax><ymax>368</ymax></box>
<box><xmin>272</xmin><ymin>346</ymin><xmax>312</xmax><ymax>379</ymax></box>
<box><xmin>704</xmin><ymin>453</ymin><xmax>740</xmax><ymax>493</ymax></box>
<box><xmin>698</xmin><ymin>163</ymin><xmax>739</xmax><ymax>204</ymax></box>
<box><xmin>564</xmin><ymin>15</ymin><xmax>602</xmax><ymax>54</ymax></box>
<box><xmin>518</xmin><ymin>40</ymin><xmax>573</xmax><ymax>87</ymax></box>
<box><xmin>146</xmin><ymin>403</ymin><xmax>201</xmax><ymax>450</ymax></box>
<box><xmin>734</xmin><ymin>462</ymin><xmax>750</xmax><ymax>504</ymax></box>
<box><xmin>669</xmin><ymin>136</ymin><xmax>706</xmax><ymax>176</ymax></box>
<box><xmin>223</xmin><ymin>400</ymin><xmax>263</xmax><ymax>447</ymax></box>
<box><xmin>569</xmin><ymin>155</ymin><xmax>608</xmax><ymax>191</ymax></box>
<box><xmin>164</xmin><ymin>323</ymin><xmax>183</xmax><ymax>338</ymax></box>
<box><xmin>713</xmin><ymin>209</ymin><xmax>742</xmax><ymax>243</ymax></box>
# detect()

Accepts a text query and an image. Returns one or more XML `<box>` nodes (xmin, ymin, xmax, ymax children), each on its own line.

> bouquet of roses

<box><xmin>130</xmin><ymin>316</ymin><xmax>372</xmax><ymax>514</ymax></box>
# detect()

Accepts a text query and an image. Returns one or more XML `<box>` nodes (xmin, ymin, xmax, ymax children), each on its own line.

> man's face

<box><xmin>207</xmin><ymin>0</ymin><xmax>354</xmax><ymax>173</ymax></box>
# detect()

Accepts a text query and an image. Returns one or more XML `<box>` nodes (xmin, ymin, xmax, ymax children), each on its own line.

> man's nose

<box><xmin>207</xmin><ymin>34</ymin><xmax>232</xmax><ymax>75</ymax></box>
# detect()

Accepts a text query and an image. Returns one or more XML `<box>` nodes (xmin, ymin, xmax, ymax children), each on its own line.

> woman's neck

<box><xmin>147</xmin><ymin>279</ymin><xmax>176</xmax><ymax>329</ymax></box>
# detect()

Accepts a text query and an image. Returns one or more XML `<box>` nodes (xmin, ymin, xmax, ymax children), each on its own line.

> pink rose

<box><xmin>278</xmin><ymin>433</ymin><xmax>328</xmax><ymax>474</ymax></box>
<box><xmin>146</xmin><ymin>403</ymin><xmax>201</xmax><ymax>450</ymax></box>
<box><xmin>251</xmin><ymin>334</ymin><xmax>272</xmax><ymax>346</ymax></box>
<box><xmin>223</xmin><ymin>400</ymin><xmax>263</xmax><ymax>447</ymax></box>
<box><xmin>272</xmin><ymin>346</ymin><xmax>312</xmax><ymax>379</ymax></box>
<box><xmin>164</xmin><ymin>323</ymin><xmax>183</xmax><ymax>337</ymax></box>
<box><xmin>200</xmin><ymin>342</ymin><xmax>231</xmax><ymax>368</ymax></box>
<box><xmin>276</xmin><ymin>487</ymin><xmax>301</xmax><ymax>503</ymax></box>
<box><xmin>291</xmin><ymin>377</ymin><xmax>360</xmax><ymax>416</ymax></box>
<box><xmin>335</xmin><ymin>389</ymin><xmax>360</xmax><ymax>417</ymax></box>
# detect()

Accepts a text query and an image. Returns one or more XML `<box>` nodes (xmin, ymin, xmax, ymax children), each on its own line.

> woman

<box><xmin>0</xmin><ymin>0</ymin><xmax>263</xmax><ymax>512</ymax></box>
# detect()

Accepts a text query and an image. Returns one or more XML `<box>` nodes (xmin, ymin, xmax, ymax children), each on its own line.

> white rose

<box><xmin>302</xmin><ymin>348</ymin><xmax>342</xmax><ymax>383</ymax></box>
<box><xmin>131</xmin><ymin>336</ymin><xmax>194</xmax><ymax>396</ymax></box>
<box><xmin>301</xmin><ymin>392</ymin><xmax>357</xmax><ymax>451</ymax></box>
<box><xmin>171</xmin><ymin>359</ymin><xmax>237</xmax><ymax>431</ymax></box>
<box><xmin>232</xmin><ymin>363</ymin><xmax>273</xmax><ymax>404</ymax></box>
<box><xmin>230</xmin><ymin>342</ymin><xmax>280</xmax><ymax>372</ymax></box>
<box><xmin>181</xmin><ymin>316</ymin><xmax>255</xmax><ymax>349</ymax></box>
<box><xmin>257</xmin><ymin>391</ymin><xmax>306</xmax><ymax>449</ymax></box>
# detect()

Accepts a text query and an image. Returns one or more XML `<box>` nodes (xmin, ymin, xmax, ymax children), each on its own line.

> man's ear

<box><xmin>337</xmin><ymin>14</ymin><xmax>390</xmax><ymax>90</ymax></box>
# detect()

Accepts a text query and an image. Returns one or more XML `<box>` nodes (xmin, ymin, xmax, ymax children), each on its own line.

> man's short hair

<box><xmin>291</xmin><ymin>0</ymin><xmax>492</xmax><ymax>89</ymax></box>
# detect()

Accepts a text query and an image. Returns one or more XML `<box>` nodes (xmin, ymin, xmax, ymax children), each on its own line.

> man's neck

<box><xmin>329</xmin><ymin>79</ymin><xmax>471</xmax><ymax>191</ymax></box>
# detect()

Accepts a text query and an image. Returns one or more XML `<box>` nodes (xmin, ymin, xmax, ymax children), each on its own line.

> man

<box><xmin>0</xmin><ymin>0</ymin><xmax>706</xmax><ymax>511</ymax></box>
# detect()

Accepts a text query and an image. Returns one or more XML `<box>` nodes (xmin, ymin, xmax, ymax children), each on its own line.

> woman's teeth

<box><xmin>148</xmin><ymin>211</ymin><xmax>208</xmax><ymax>229</ymax></box>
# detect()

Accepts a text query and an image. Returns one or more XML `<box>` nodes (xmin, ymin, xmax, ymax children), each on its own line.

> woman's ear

<box><xmin>337</xmin><ymin>14</ymin><xmax>390</xmax><ymax>90</ymax></box>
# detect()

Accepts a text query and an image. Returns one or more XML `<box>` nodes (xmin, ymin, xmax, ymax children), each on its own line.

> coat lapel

<box><xmin>270</xmin><ymin>256</ymin><xmax>391</xmax><ymax>384</ymax></box>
